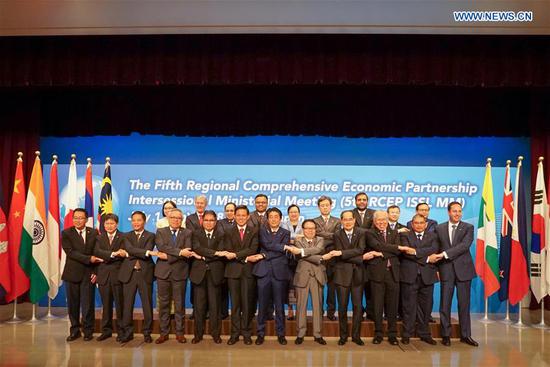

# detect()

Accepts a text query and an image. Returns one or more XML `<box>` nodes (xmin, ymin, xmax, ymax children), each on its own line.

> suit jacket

<box><xmin>399</xmin><ymin>231</ymin><xmax>439</xmax><ymax>285</ymax></box>
<box><xmin>293</xmin><ymin>236</ymin><xmax>327</xmax><ymax>287</ymax></box>
<box><xmin>185</xmin><ymin>212</ymin><xmax>202</xmax><ymax>231</ymax></box>
<box><xmin>224</xmin><ymin>225</ymin><xmax>259</xmax><ymax>279</ymax></box>
<box><xmin>365</xmin><ymin>228</ymin><xmax>401</xmax><ymax>282</ymax></box>
<box><xmin>387</xmin><ymin>222</ymin><xmax>407</xmax><ymax>232</ymax></box>
<box><xmin>435</xmin><ymin>221</ymin><xmax>476</xmax><ymax>282</ymax></box>
<box><xmin>332</xmin><ymin>228</ymin><xmax>365</xmax><ymax>287</ymax></box>
<box><xmin>154</xmin><ymin>227</ymin><xmax>192</xmax><ymax>281</ymax></box>
<box><xmin>313</xmin><ymin>215</ymin><xmax>340</xmax><ymax>252</ymax></box>
<box><xmin>119</xmin><ymin>230</ymin><xmax>156</xmax><ymax>284</ymax></box>
<box><xmin>247</xmin><ymin>210</ymin><xmax>267</xmax><ymax>230</ymax></box>
<box><xmin>189</xmin><ymin>227</ymin><xmax>226</xmax><ymax>286</ymax></box>
<box><xmin>407</xmin><ymin>218</ymin><xmax>438</xmax><ymax>233</ymax></box>
<box><xmin>352</xmin><ymin>208</ymin><xmax>375</xmax><ymax>230</ymax></box>
<box><xmin>218</xmin><ymin>218</ymin><xmax>236</xmax><ymax>234</ymax></box>
<box><xmin>61</xmin><ymin>226</ymin><xmax>99</xmax><ymax>283</ymax></box>
<box><xmin>252</xmin><ymin>226</ymin><xmax>291</xmax><ymax>281</ymax></box>
<box><xmin>93</xmin><ymin>230</ymin><xmax>125</xmax><ymax>286</ymax></box>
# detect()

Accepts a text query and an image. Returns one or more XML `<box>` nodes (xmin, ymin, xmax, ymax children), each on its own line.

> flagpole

<box><xmin>5</xmin><ymin>298</ymin><xmax>23</xmax><ymax>323</ymax></box>
<box><xmin>480</xmin><ymin>297</ymin><xmax>494</xmax><ymax>323</ymax></box>
<box><xmin>43</xmin><ymin>298</ymin><xmax>59</xmax><ymax>320</ymax></box>
<box><xmin>533</xmin><ymin>298</ymin><xmax>548</xmax><ymax>329</ymax></box>
<box><xmin>501</xmin><ymin>301</ymin><xmax>513</xmax><ymax>324</ymax></box>
<box><xmin>25</xmin><ymin>304</ymin><xmax>43</xmax><ymax>324</ymax></box>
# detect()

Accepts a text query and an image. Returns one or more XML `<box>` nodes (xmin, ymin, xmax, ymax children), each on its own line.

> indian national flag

<box><xmin>475</xmin><ymin>159</ymin><xmax>500</xmax><ymax>298</ymax></box>
<box><xmin>19</xmin><ymin>153</ymin><xmax>52</xmax><ymax>304</ymax></box>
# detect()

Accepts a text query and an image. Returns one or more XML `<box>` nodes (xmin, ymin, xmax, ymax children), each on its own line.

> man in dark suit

<box><xmin>93</xmin><ymin>213</ymin><xmax>127</xmax><ymax>342</ymax></box>
<box><xmin>249</xmin><ymin>207</ymin><xmax>291</xmax><ymax>345</ymax></box>
<box><xmin>398</xmin><ymin>214</ymin><xmax>439</xmax><ymax>345</ymax></box>
<box><xmin>313</xmin><ymin>195</ymin><xmax>340</xmax><ymax>321</ymax></box>
<box><xmin>185</xmin><ymin>194</ymin><xmax>208</xmax><ymax>231</ymax></box>
<box><xmin>431</xmin><ymin>201</ymin><xmax>478</xmax><ymax>347</ymax></box>
<box><xmin>407</xmin><ymin>203</ymin><xmax>438</xmax><ymax>233</ymax></box>
<box><xmin>223</xmin><ymin>205</ymin><xmax>259</xmax><ymax>345</ymax></box>
<box><xmin>247</xmin><ymin>194</ymin><xmax>269</xmax><ymax>229</ymax></box>
<box><xmin>217</xmin><ymin>202</ymin><xmax>237</xmax><ymax>320</ymax></box>
<box><xmin>387</xmin><ymin>205</ymin><xmax>409</xmax><ymax>233</ymax></box>
<box><xmin>365</xmin><ymin>210</ymin><xmax>403</xmax><ymax>346</ymax></box>
<box><xmin>352</xmin><ymin>192</ymin><xmax>375</xmax><ymax>321</ymax></box>
<box><xmin>62</xmin><ymin>208</ymin><xmax>102</xmax><ymax>342</ymax></box>
<box><xmin>118</xmin><ymin>211</ymin><xmax>158</xmax><ymax>344</ymax></box>
<box><xmin>154</xmin><ymin>208</ymin><xmax>194</xmax><ymax>344</ymax></box>
<box><xmin>322</xmin><ymin>210</ymin><xmax>365</xmax><ymax>346</ymax></box>
<box><xmin>190</xmin><ymin>210</ymin><xmax>226</xmax><ymax>344</ymax></box>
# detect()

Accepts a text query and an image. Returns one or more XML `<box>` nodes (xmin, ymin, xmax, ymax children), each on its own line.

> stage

<box><xmin>0</xmin><ymin>305</ymin><xmax>548</xmax><ymax>367</ymax></box>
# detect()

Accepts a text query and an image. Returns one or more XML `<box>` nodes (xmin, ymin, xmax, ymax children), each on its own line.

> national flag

<box><xmin>0</xmin><ymin>168</ymin><xmax>10</xmax><ymax>295</ymax></box>
<box><xmin>47</xmin><ymin>156</ymin><xmax>61</xmax><ymax>299</ymax></box>
<box><xmin>98</xmin><ymin>158</ymin><xmax>113</xmax><ymax>233</ymax></box>
<box><xmin>530</xmin><ymin>157</ymin><xmax>548</xmax><ymax>302</ymax></box>
<box><xmin>498</xmin><ymin>160</ymin><xmax>513</xmax><ymax>302</ymax></box>
<box><xmin>60</xmin><ymin>154</ymin><xmax>78</xmax><ymax>278</ymax></box>
<box><xmin>508</xmin><ymin>156</ymin><xmax>530</xmax><ymax>306</ymax></box>
<box><xmin>475</xmin><ymin>159</ymin><xmax>500</xmax><ymax>298</ymax></box>
<box><xmin>84</xmin><ymin>158</ymin><xmax>94</xmax><ymax>228</ymax></box>
<box><xmin>19</xmin><ymin>152</ymin><xmax>51</xmax><ymax>304</ymax></box>
<box><xmin>5</xmin><ymin>153</ymin><xmax>29</xmax><ymax>302</ymax></box>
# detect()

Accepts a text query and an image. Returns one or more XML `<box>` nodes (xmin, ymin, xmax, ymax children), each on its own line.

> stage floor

<box><xmin>1</xmin><ymin>305</ymin><xmax>549</xmax><ymax>367</ymax></box>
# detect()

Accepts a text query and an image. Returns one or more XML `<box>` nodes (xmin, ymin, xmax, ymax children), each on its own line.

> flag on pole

<box><xmin>19</xmin><ymin>152</ymin><xmax>51</xmax><ymax>304</ymax></box>
<box><xmin>60</xmin><ymin>154</ymin><xmax>78</xmax><ymax>278</ymax></box>
<box><xmin>6</xmin><ymin>153</ymin><xmax>29</xmax><ymax>302</ymax></box>
<box><xmin>84</xmin><ymin>158</ymin><xmax>94</xmax><ymax>228</ymax></box>
<box><xmin>47</xmin><ymin>155</ymin><xmax>61</xmax><ymax>299</ymax></box>
<box><xmin>498</xmin><ymin>160</ymin><xmax>513</xmax><ymax>302</ymax></box>
<box><xmin>98</xmin><ymin>158</ymin><xmax>113</xmax><ymax>233</ymax></box>
<box><xmin>475</xmin><ymin>158</ymin><xmax>500</xmax><ymax>298</ymax></box>
<box><xmin>530</xmin><ymin>157</ymin><xmax>548</xmax><ymax>302</ymax></box>
<box><xmin>0</xmin><ymin>168</ymin><xmax>10</xmax><ymax>295</ymax></box>
<box><xmin>509</xmin><ymin>156</ymin><xmax>530</xmax><ymax>306</ymax></box>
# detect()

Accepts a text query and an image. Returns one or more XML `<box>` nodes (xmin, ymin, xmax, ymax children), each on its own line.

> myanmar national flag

<box><xmin>19</xmin><ymin>153</ymin><xmax>51</xmax><ymax>304</ymax></box>
<box><xmin>475</xmin><ymin>159</ymin><xmax>500</xmax><ymax>298</ymax></box>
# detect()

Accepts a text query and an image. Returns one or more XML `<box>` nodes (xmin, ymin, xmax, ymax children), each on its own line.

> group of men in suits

<box><xmin>62</xmin><ymin>192</ymin><xmax>478</xmax><ymax>348</ymax></box>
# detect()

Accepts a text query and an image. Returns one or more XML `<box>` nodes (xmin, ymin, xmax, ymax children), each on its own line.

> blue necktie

<box><xmin>171</xmin><ymin>230</ymin><xmax>177</xmax><ymax>243</ymax></box>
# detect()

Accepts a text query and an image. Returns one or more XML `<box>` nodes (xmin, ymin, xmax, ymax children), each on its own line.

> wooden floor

<box><xmin>1</xmin><ymin>304</ymin><xmax>549</xmax><ymax>367</ymax></box>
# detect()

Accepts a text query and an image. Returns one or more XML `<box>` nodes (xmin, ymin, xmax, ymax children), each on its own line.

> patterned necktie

<box><xmin>199</xmin><ymin>214</ymin><xmax>203</xmax><ymax>226</ymax></box>
<box><xmin>239</xmin><ymin>228</ymin><xmax>245</xmax><ymax>241</ymax></box>
<box><xmin>108</xmin><ymin>234</ymin><xmax>113</xmax><ymax>246</ymax></box>
<box><xmin>172</xmin><ymin>229</ymin><xmax>177</xmax><ymax>243</ymax></box>
<box><xmin>347</xmin><ymin>232</ymin><xmax>352</xmax><ymax>242</ymax></box>
<box><xmin>381</xmin><ymin>231</ymin><xmax>386</xmax><ymax>242</ymax></box>
<box><xmin>417</xmin><ymin>233</ymin><xmax>422</xmax><ymax>241</ymax></box>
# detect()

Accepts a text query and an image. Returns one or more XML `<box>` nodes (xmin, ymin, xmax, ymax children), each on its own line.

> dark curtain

<box><xmin>1</xmin><ymin>34</ymin><xmax>549</xmax><ymax>88</ymax></box>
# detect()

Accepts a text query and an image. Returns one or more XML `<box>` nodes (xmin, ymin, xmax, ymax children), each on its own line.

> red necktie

<box><xmin>199</xmin><ymin>213</ymin><xmax>203</xmax><ymax>226</ymax></box>
<box><xmin>239</xmin><ymin>228</ymin><xmax>244</xmax><ymax>241</ymax></box>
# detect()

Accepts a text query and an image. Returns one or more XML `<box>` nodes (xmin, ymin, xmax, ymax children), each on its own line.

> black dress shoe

<box><xmin>213</xmin><ymin>336</ymin><xmax>223</xmax><ymax>344</ymax></box>
<box><xmin>227</xmin><ymin>337</ymin><xmax>239</xmax><ymax>345</ymax></box>
<box><xmin>352</xmin><ymin>338</ymin><xmax>364</xmax><ymax>346</ymax></box>
<box><xmin>401</xmin><ymin>337</ymin><xmax>410</xmax><ymax>345</ymax></box>
<box><xmin>116</xmin><ymin>335</ymin><xmax>122</xmax><ymax>342</ymax></box>
<box><xmin>327</xmin><ymin>315</ymin><xmax>337</xmax><ymax>321</ymax></box>
<box><xmin>337</xmin><ymin>338</ymin><xmax>347</xmax><ymax>346</ymax></box>
<box><xmin>66</xmin><ymin>333</ymin><xmax>81</xmax><ymax>342</ymax></box>
<box><xmin>314</xmin><ymin>337</ymin><xmax>327</xmax><ymax>345</ymax></box>
<box><xmin>460</xmin><ymin>337</ymin><xmax>479</xmax><ymax>347</ymax></box>
<box><xmin>244</xmin><ymin>337</ymin><xmax>253</xmax><ymax>345</ymax></box>
<box><xmin>372</xmin><ymin>336</ymin><xmax>383</xmax><ymax>344</ymax></box>
<box><xmin>295</xmin><ymin>337</ymin><xmax>304</xmax><ymax>345</ymax></box>
<box><xmin>442</xmin><ymin>337</ymin><xmax>451</xmax><ymax>346</ymax></box>
<box><xmin>388</xmin><ymin>337</ymin><xmax>399</xmax><ymax>345</ymax></box>
<box><xmin>96</xmin><ymin>333</ymin><xmax>112</xmax><ymax>342</ymax></box>
<box><xmin>420</xmin><ymin>337</ymin><xmax>437</xmax><ymax>345</ymax></box>
<box><xmin>278</xmin><ymin>336</ymin><xmax>287</xmax><ymax>345</ymax></box>
<box><xmin>120</xmin><ymin>335</ymin><xmax>134</xmax><ymax>343</ymax></box>
<box><xmin>83</xmin><ymin>334</ymin><xmax>94</xmax><ymax>342</ymax></box>
<box><xmin>144</xmin><ymin>335</ymin><xmax>152</xmax><ymax>344</ymax></box>
<box><xmin>255</xmin><ymin>336</ymin><xmax>264</xmax><ymax>345</ymax></box>
<box><xmin>191</xmin><ymin>337</ymin><xmax>202</xmax><ymax>344</ymax></box>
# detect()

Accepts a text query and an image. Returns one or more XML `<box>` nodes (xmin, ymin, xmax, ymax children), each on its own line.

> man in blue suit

<box><xmin>248</xmin><ymin>207</ymin><xmax>291</xmax><ymax>345</ymax></box>
<box><xmin>431</xmin><ymin>201</ymin><xmax>478</xmax><ymax>347</ymax></box>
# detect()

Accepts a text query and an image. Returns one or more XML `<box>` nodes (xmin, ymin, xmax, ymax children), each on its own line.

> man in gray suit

<box><xmin>313</xmin><ymin>195</ymin><xmax>340</xmax><ymax>321</ymax></box>
<box><xmin>431</xmin><ymin>201</ymin><xmax>478</xmax><ymax>347</ymax></box>
<box><xmin>154</xmin><ymin>208</ymin><xmax>194</xmax><ymax>344</ymax></box>
<box><xmin>285</xmin><ymin>219</ymin><xmax>327</xmax><ymax>345</ymax></box>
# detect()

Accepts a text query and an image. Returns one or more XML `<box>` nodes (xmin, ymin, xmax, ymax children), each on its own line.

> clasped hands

<box><xmin>397</xmin><ymin>245</ymin><xmax>417</xmax><ymax>256</ymax></box>
<box><xmin>427</xmin><ymin>253</ymin><xmax>445</xmax><ymax>263</ymax></box>
<box><xmin>284</xmin><ymin>245</ymin><xmax>302</xmax><ymax>256</ymax></box>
